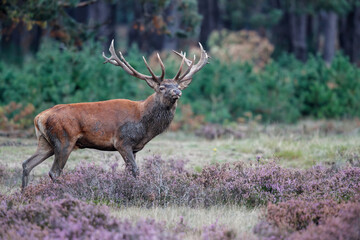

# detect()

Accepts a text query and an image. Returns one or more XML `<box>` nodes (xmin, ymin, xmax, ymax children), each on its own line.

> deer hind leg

<box><xmin>22</xmin><ymin>136</ymin><xmax>54</xmax><ymax>191</ymax></box>
<box><xmin>48</xmin><ymin>139</ymin><xmax>75</xmax><ymax>182</ymax></box>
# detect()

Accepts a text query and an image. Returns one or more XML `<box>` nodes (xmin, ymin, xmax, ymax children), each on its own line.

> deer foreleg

<box><xmin>117</xmin><ymin>146</ymin><xmax>139</xmax><ymax>177</ymax></box>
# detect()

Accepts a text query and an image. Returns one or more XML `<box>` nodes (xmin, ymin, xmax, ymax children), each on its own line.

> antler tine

<box><xmin>142</xmin><ymin>56</ymin><xmax>159</xmax><ymax>81</ymax></box>
<box><xmin>118</xmin><ymin>50</ymin><xmax>156</xmax><ymax>80</ymax></box>
<box><xmin>172</xmin><ymin>50</ymin><xmax>193</xmax><ymax>66</ymax></box>
<box><xmin>108</xmin><ymin>40</ymin><xmax>119</xmax><ymax>61</ymax></box>
<box><xmin>178</xmin><ymin>54</ymin><xmax>196</xmax><ymax>81</ymax></box>
<box><xmin>102</xmin><ymin>51</ymin><xmax>117</xmax><ymax>65</ymax></box>
<box><xmin>103</xmin><ymin>39</ymin><xmax>164</xmax><ymax>83</ymax></box>
<box><xmin>180</xmin><ymin>42</ymin><xmax>209</xmax><ymax>81</ymax></box>
<box><xmin>172</xmin><ymin>42</ymin><xmax>209</xmax><ymax>83</ymax></box>
<box><xmin>103</xmin><ymin>40</ymin><xmax>121</xmax><ymax>66</ymax></box>
<box><xmin>157</xmin><ymin>53</ymin><xmax>165</xmax><ymax>81</ymax></box>
<box><xmin>173</xmin><ymin>52</ymin><xmax>186</xmax><ymax>80</ymax></box>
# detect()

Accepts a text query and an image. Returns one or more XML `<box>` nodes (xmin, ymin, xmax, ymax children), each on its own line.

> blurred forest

<box><xmin>1</xmin><ymin>0</ymin><xmax>360</xmax><ymax>130</ymax></box>
<box><xmin>2</xmin><ymin>0</ymin><xmax>360</xmax><ymax>63</ymax></box>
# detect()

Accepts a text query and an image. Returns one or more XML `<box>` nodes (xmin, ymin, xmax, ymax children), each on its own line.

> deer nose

<box><xmin>172</xmin><ymin>89</ymin><xmax>182</xmax><ymax>98</ymax></box>
<box><xmin>174</xmin><ymin>89</ymin><xmax>182</xmax><ymax>96</ymax></box>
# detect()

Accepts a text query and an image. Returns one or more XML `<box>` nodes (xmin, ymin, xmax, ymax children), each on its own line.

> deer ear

<box><xmin>144</xmin><ymin>78</ymin><xmax>160</xmax><ymax>90</ymax></box>
<box><xmin>178</xmin><ymin>79</ymin><xmax>192</xmax><ymax>90</ymax></box>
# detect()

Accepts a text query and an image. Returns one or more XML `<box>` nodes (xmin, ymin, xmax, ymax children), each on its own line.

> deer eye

<box><xmin>159</xmin><ymin>86</ymin><xmax>165</xmax><ymax>91</ymax></box>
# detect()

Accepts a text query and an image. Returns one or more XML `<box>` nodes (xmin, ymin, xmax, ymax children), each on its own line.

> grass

<box><xmin>1</xmin><ymin>120</ymin><xmax>360</xmax><ymax>238</ymax></box>
<box><xmin>111</xmin><ymin>206</ymin><xmax>260</xmax><ymax>239</ymax></box>
<box><xmin>1</xmin><ymin>128</ymin><xmax>360</xmax><ymax>175</ymax></box>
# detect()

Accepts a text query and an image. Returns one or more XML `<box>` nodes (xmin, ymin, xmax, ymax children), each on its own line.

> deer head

<box><xmin>102</xmin><ymin>40</ymin><xmax>209</xmax><ymax>106</ymax></box>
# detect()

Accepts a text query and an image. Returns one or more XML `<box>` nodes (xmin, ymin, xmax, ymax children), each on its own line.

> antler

<box><xmin>103</xmin><ymin>40</ymin><xmax>209</xmax><ymax>86</ymax></box>
<box><xmin>102</xmin><ymin>40</ymin><xmax>165</xmax><ymax>83</ymax></box>
<box><xmin>172</xmin><ymin>43</ymin><xmax>210</xmax><ymax>83</ymax></box>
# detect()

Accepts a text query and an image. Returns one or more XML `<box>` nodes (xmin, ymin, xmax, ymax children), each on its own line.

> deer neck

<box><xmin>140</xmin><ymin>93</ymin><xmax>176</xmax><ymax>135</ymax></box>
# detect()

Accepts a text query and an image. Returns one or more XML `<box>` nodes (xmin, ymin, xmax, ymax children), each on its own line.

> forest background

<box><xmin>1</xmin><ymin>0</ymin><xmax>360</xmax><ymax>131</ymax></box>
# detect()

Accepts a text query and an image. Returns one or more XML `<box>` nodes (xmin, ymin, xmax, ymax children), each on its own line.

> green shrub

<box><xmin>183</xmin><ymin>56</ymin><xmax>302</xmax><ymax>123</ymax></box>
<box><xmin>0</xmin><ymin>40</ymin><xmax>152</xmax><ymax>113</ymax></box>
<box><xmin>292</xmin><ymin>54</ymin><xmax>360</xmax><ymax>119</ymax></box>
<box><xmin>0</xmin><ymin>40</ymin><xmax>360</xmax><ymax>126</ymax></box>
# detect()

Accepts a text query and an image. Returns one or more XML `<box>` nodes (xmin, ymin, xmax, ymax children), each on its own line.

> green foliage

<box><xmin>289</xmin><ymin>54</ymin><xmax>360</xmax><ymax>118</ymax></box>
<box><xmin>219</xmin><ymin>0</ymin><xmax>358</xmax><ymax>31</ymax></box>
<box><xmin>310</xmin><ymin>0</ymin><xmax>358</xmax><ymax>15</ymax></box>
<box><xmin>0</xmin><ymin>40</ymin><xmax>360</xmax><ymax>126</ymax></box>
<box><xmin>129</xmin><ymin>0</ymin><xmax>201</xmax><ymax>39</ymax></box>
<box><xmin>220</xmin><ymin>0</ymin><xmax>284</xmax><ymax>30</ymax></box>
<box><xmin>177</xmin><ymin>0</ymin><xmax>202</xmax><ymax>37</ymax></box>
<box><xmin>0</xmin><ymin>40</ymin><xmax>152</xmax><ymax>113</ymax></box>
<box><xmin>179</xmin><ymin>51</ymin><xmax>360</xmax><ymax>123</ymax></box>
<box><xmin>0</xmin><ymin>0</ymin><xmax>83</xmax><ymax>31</ymax></box>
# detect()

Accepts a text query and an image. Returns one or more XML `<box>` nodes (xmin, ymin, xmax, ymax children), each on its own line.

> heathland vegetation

<box><xmin>1</xmin><ymin>126</ymin><xmax>360</xmax><ymax>239</ymax></box>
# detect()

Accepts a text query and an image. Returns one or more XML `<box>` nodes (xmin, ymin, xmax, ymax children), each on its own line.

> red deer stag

<box><xmin>21</xmin><ymin>40</ymin><xmax>209</xmax><ymax>190</ymax></box>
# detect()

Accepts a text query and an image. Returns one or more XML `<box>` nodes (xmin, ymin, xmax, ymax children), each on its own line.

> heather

<box><xmin>0</xmin><ymin>163</ymin><xmax>22</xmax><ymax>193</ymax></box>
<box><xmin>0</xmin><ymin>194</ymin><xmax>243</xmax><ymax>240</ymax></box>
<box><xmin>290</xmin><ymin>202</ymin><xmax>360</xmax><ymax>240</ymax></box>
<box><xmin>10</xmin><ymin>157</ymin><xmax>360</xmax><ymax>239</ymax></box>
<box><xmin>201</xmin><ymin>221</ymin><xmax>237</xmax><ymax>240</ymax></box>
<box><xmin>22</xmin><ymin>156</ymin><xmax>360</xmax><ymax>207</ymax></box>
<box><xmin>1</xmin><ymin>130</ymin><xmax>360</xmax><ymax>239</ymax></box>
<box><xmin>0</xmin><ymin>164</ymin><xmax>5</xmax><ymax>182</ymax></box>
<box><xmin>0</xmin><ymin>196</ymin><xmax>181</xmax><ymax>240</ymax></box>
<box><xmin>255</xmin><ymin>198</ymin><xmax>360</xmax><ymax>240</ymax></box>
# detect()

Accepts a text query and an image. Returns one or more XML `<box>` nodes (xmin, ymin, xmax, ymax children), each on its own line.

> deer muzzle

<box><xmin>171</xmin><ymin>89</ymin><xmax>182</xmax><ymax>99</ymax></box>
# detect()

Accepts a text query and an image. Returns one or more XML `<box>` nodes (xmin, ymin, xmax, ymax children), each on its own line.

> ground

<box><xmin>0</xmin><ymin>120</ymin><xmax>359</xmax><ymax>238</ymax></box>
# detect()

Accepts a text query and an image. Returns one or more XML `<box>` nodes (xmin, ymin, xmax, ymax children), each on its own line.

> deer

<box><xmin>21</xmin><ymin>40</ymin><xmax>209</xmax><ymax>191</ymax></box>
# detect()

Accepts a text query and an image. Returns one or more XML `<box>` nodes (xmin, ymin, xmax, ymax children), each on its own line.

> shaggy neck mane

<box><xmin>141</xmin><ymin>94</ymin><xmax>176</xmax><ymax>136</ymax></box>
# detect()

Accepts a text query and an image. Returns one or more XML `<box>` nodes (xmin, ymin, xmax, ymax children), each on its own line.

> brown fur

<box><xmin>36</xmin><ymin>98</ymin><xmax>145</xmax><ymax>151</ymax></box>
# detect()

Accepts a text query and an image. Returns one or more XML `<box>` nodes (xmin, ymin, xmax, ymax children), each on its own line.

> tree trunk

<box><xmin>321</xmin><ymin>11</ymin><xmax>338</xmax><ymax>64</ymax></box>
<box><xmin>271</xmin><ymin>11</ymin><xmax>292</xmax><ymax>53</ymax></box>
<box><xmin>290</xmin><ymin>12</ymin><xmax>308</xmax><ymax>61</ymax></box>
<box><xmin>339</xmin><ymin>6</ymin><xmax>360</xmax><ymax>65</ymax></box>
<box><xmin>0</xmin><ymin>22</ymin><xmax>42</xmax><ymax>63</ymax></box>
<box><xmin>339</xmin><ymin>12</ymin><xmax>352</xmax><ymax>60</ymax></box>
<box><xmin>127</xmin><ymin>1</ymin><xmax>165</xmax><ymax>52</ymax></box>
<box><xmin>307</xmin><ymin>13</ymin><xmax>320</xmax><ymax>54</ymax></box>
<box><xmin>353</xmin><ymin>7</ymin><xmax>360</xmax><ymax>65</ymax></box>
<box><xmin>87</xmin><ymin>1</ymin><xmax>116</xmax><ymax>49</ymax></box>
<box><xmin>198</xmin><ymin>0</ymin><xmax>221</xmax><ymax>48</ymax></box>
<box><xmin>128</xmin><ymin>1</ymin><xmax>142</xmax><ymax>49</ymax></box>
<box><xmin>163</xmin><ymin>0</ymin><xmax>181</xmax><ymax>50</ymax></box>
